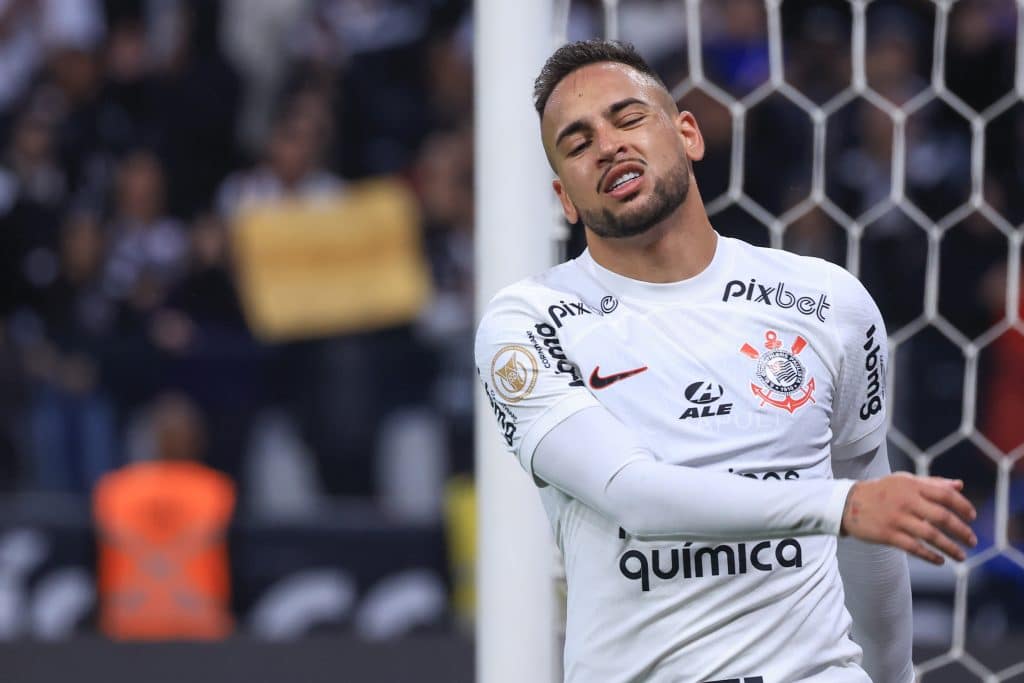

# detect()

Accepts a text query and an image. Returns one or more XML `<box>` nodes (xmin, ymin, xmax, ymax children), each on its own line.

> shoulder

<box><xmin>478</xmin><ymin>261</ymin><xmax>594</xmax><ymax>331</ymax></box>
<box><xmin>802</xmin><ymin>258</ymin><xmax>882</xmax><ymax>325</ymax></box>
<box><xmin>727</xmin><ymin>238</ymin><xmax>877</xmax><ymax>315</ymax></box>
<box><xmin>728</xmin><ymin>237</ymin><xmax>841</xmax><ymax>283</ymax></box>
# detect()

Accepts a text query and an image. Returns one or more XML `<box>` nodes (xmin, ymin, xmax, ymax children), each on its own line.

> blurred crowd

<box><xmin>0</xmin><ymin>0</ymin><xmax>1021</xmax><ymax>637</ymax></box>
<box><xmin>0</xmin><ymin>0</ymin><xmax>475</xmax><ymax>517</ymax></box>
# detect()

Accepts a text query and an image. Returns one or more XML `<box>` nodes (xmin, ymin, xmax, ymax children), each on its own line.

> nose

<box><xmin>594</xmin><ymin>123</ymin><xmax>627</xmax><ymax>163</ymax></box>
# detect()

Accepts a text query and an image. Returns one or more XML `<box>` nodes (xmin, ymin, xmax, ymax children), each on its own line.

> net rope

<box><xmin>551</xmin><ymin>1</ymin><xmax>1024</xmax><ymax>679</ymax></box>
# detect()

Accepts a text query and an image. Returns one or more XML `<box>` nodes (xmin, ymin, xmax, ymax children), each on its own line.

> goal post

<box><xmin>474</xmin><ymin>2</ymin><xmax>560</xmax><ymax>682</ymax></box>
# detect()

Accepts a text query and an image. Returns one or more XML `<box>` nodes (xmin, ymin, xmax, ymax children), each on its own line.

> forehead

<box><xmin>542</xmin><ymin>62</ymin><xmax>662</xmax><ymax>132</ymax></box>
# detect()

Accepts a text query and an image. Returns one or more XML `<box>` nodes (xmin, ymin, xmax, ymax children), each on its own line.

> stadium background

<box><xmin>0</xmin><ymin>0</ymin><xmax>1020</xmax><ymax>681</ymax></box>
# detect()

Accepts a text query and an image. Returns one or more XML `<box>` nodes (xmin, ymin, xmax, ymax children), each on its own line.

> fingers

<box><xmin>913</xmin><ymin>499</ymin><xmax>977</xmax><ymax>549</ymax></box>
<box><xmin>920</xmin><ymin>483</ymin><xmax>977</xmax><ymax>523</ymax></box>
<box><xmin>901</xmin><ymin>515</ymin><xmax>968</xmax><ymax>562</ymax></box>
<box><xmin>844</xmin><ymin>475</ymin><xmax>981</xmax><ymax>563</ymax></box>
<box><xmin>924</xmin><ymin>476</ymin><xmax>964</xmax><ymax>491</ymax></box>
<box><xmin>891</xmin><ymin>531</ymin><xmax>945</xmax><ymax>566</ymax></box>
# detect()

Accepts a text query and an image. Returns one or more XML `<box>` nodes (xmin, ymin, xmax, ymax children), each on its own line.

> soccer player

<box><xmin>475</xmin><ymin>40</ymin><xmax>977</xmax><ymax>683</ymax></box>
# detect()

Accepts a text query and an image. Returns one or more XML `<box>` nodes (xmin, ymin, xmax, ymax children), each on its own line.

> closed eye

<box><xmin>620</xmin><ymin>114</ymin><xmax>645</xmax><ymax>127</ymax></box>
<box><xmin>569</xmin><ymin>140</ymin><xmax>590</xmax><ymax>156</ymax></box>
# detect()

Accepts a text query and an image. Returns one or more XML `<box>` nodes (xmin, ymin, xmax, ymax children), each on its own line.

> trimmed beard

<box><xmin>578</xmin><ymin>157</ymin><xmax>690</xmax><ymax>239</ymax></box>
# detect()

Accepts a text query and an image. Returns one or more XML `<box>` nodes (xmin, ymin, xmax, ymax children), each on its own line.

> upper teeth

<box><xmin>610</xmin><ymin>171</ymin><xmax>640</xmax><ymax>190</ymax></box>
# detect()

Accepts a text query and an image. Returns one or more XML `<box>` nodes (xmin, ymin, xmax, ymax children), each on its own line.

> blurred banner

<box><xmin>232</xmin><ymin>179</ymin><xmax>432</xmax><ymax>342</ymax></box>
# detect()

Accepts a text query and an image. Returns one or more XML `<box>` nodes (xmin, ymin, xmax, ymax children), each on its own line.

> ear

<box><xmin>676</xmin><ymin>110</ymin><xmax>705</xmax><ymax>162</ymax></box>
<box><xmin>552</xmin><ymin>178</ymin><xmax>579</xmax><ymax>225</ymax></box>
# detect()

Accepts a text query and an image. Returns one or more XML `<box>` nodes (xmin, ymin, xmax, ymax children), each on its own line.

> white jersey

<box><xmin>475</xmin><ymin>234</ymin><xmax>889</xmax><ymax>683</ymax></box>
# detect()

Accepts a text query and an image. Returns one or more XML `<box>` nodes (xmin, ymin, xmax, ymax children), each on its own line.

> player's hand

<box><xmin>840</xmin><ymin>472</ymin><xmax>977</xmax><ymax>565</ymax></box>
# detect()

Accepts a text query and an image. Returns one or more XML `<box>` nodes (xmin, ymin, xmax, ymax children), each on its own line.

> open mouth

<box><xmin>601</xmin><ymin>162</ymin><xmax>646</xmax><ymax>198</ymax></box>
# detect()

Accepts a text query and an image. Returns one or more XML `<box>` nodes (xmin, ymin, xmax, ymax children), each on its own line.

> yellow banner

<box><xmin>232</xmin><ymin>179</ymin><xmax>432</xmax><ymax>342</ymax></box>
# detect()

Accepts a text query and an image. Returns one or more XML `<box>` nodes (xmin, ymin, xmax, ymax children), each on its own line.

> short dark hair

<box><xmin>533</xmin><ymin>39</ymin><xmax>667</xmax><ymax>118</ymax></box>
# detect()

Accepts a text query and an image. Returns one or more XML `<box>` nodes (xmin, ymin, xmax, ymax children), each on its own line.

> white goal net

<box><xmin>546</xmin><ymin>0</ymin><xmax>1024</xmax><ymax>681</ymax></box>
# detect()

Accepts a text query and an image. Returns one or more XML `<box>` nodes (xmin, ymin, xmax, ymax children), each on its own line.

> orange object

<box><xmin>93</xmin><ymin>461</ymin><xmax>236</xmax><ymax>640</ymax></box>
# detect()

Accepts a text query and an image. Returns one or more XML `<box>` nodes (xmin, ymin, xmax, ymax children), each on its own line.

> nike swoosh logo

<box><xmin>589</xmin><ymin>365</ymin><xmax>648</xmax><ymax>389</ymax></box>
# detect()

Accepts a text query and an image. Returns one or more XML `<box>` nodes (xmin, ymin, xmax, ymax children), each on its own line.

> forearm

<box><xmin>606</xmin><ymin>459</ymin><xmax>855</xmax><ymax>540</ymax></box>
<box><xmin>533</xmin><ymin>407</ymin><xmax>855</xmax><ymax>541</ymax></box>
<box><xmin>834</xmin><ymin>443</ymin><xmax>914</xmax><ymax>683</ymax></box>
<box><xmin>837</xmin><ymin>536</ymin><xmax>913</xmax><ymax>682</ymax></box>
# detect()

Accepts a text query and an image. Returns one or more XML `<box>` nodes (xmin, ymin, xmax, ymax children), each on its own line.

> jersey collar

<box><xmin>576</xmin><ymin>231</ymin><xmax>734</xmax><ymax>304</ymax></box>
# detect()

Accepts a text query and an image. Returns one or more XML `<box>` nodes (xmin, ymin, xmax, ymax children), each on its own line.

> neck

<box><xmin>584</xmin><ymin>184</ymin><xmax>717</xmax><ymax>283</ymax></box>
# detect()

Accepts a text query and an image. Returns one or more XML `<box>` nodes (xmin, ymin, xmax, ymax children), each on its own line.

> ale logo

<box><xmin>491</xmin><ymin>345</ymin><xmax>538</xmax><ymax>403</ymax></box>
<box><xmin>679</xmin><ymin>380</ymin><xmax>732</xmax><ymax>420</ymax></box>
<box><xmin>684</xmin><ymin>380</ymin><xmax>724</xmax><ymax>405</ymax></box>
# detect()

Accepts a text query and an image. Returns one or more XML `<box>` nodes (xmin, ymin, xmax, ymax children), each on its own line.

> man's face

<box><xmin>541</xmin><ymin>62</ymin><xmax>702</xmax><ymax>239</ymax></box>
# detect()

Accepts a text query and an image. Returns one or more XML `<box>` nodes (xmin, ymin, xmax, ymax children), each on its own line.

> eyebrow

<box><xmin>554</xmin><ymin>97</ymin><xmax>650</xmax><ymax>149</ymax></box>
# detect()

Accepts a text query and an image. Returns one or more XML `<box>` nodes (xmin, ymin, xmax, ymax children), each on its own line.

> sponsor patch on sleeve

<box><xmin>490</xmin><ymin>344</ymin><xmax>539</xmax><ymax>403</ymax></box>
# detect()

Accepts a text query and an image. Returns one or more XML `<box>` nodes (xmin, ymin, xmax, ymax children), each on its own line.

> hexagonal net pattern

<box><xmin>552</xmin><ymin>1</ymin><xmax>1024</xmax><ymax>680</ymax></box>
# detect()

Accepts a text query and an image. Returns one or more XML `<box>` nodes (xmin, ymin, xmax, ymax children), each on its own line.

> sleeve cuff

<box><xmin>823</xmin><ymin>478</ymin><xmax>858</xmax><ymax>535</ymax></box>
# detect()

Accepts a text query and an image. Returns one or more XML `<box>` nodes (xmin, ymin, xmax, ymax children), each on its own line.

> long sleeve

<box><xmin>833</xmin><ymin>441</ymin><xmax>915</xmax><ymax>683</ymax></box>
<box><xmin>534</xmin><ymin>406</ymin><xmax>855</xmax><ymax>541</ymax></box>
<box><xmin>477</xmin><ymin>282</ymin><xmax>856</xmax><ymax>542</ymax></box>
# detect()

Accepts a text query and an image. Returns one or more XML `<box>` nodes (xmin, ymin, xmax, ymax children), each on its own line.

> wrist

<box><xmin>831</xmin><ymin>479</ymin><xmax>859</xmax><ymax>537</ymax></box>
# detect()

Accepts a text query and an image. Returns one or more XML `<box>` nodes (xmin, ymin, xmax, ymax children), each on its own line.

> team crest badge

<box><xmin>491</xmin><ymin>344</ymin><xmax>539</xmax><ymax>403</ymax></box>
<box><xmin>740</xmin><ymin>330</ymin><xmax>815</xmax><ymax>413</ymax></box>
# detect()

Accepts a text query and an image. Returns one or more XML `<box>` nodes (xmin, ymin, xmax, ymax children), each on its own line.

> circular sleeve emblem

<box><xmin>490</xmin><ymin>345</ymin><xmax>539</xmax><ymax>403</ymax></box>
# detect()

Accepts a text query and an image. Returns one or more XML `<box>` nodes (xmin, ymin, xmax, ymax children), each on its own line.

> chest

<box><xmin>564</xmin><ymin>303</ymin><xmax>839</xmax><ymax>472</ymax></box>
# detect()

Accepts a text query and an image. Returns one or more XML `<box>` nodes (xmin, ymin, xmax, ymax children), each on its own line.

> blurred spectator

<box><xmin>158</xmin><ymin>214</ymin><xmax>248</xmax><ymax>353</ymax></box>
<box><xmin>0</xmin><ymin>103</ymin><xmax>67</xmax><ymax>319</ymax></box>
<box><xmin>618</xmin><ymin>0</ymin><xmax>687</xmax><ymax>65</ymax></box>
<box><xmin>970</xmin><ymin>474</ymin><xmax>1024</xmax><ymax>631</ymax></box>
<box><xmin>784</xmin><ymin>207</ymin><xmax>844</xmax><ymax>266</ymax></box>
<box><xmin>422</xmin><ymin>24</ymin><xmax>473</xmax><ymax>132</ymax></box>
<box><xmin>945</xmin><ymin>0</ymin><xmax>1016</xmax><ymax>113</ymax></box>
<box><xmin>96</xmin><ymin>150</ymin><xmax>188</xmax><ymax>423</ymax></box>
<box><xmin>414</xmin><ymin>126</ymin><xmax>474</xmax><ymax>473</ymax></box>
<box><xmin>38</xmin><ymin>0</ymin><xmax>112</xmax><ymax>203</ymax></box>
<box><xmin>94</xmin><ymin>392</ymin><xmax>235</xmax><ymax>640</ymax></box>
<box><xmin>0</xmin><ymin>0</ymin><xmax>105</xmax><ymax>128</ymax></box>
<box><xmin>216</xmin><ymin>98</ymin><xmax>342</xmax><ymax>219</ymax></box>
<box><xmin>0</xmin><ymin>0</ymin><xmax>42</xmax><ymax>126</ymax></box>
<box><xmin>939</xmin><ymin>212</ymin><xmax>1007</xmax><ymax>340</ymax></box>
<box><xmin>865</xmin><ymin>6</ymin><xmax>927</xmax><ymax>105</ymax></box>
<box><xmin>217</xmin><ymin>86</ymin><xmax>445</xmax><ymax>499</ymax></box>
<box><xmin>828</xmin><ymin>101</ymin><xmax>894</xmax><ymax>223</ymax></box>
<box><xmin>331</xmin><ymin>0</ymin><xmax>466</xmax><ymax>178</ymax></box>
<box><xmin>981</xmin><ymin>266</ymin><xmax>1024</xmax><ymax>459</ymax></box>
<box><xmin>221</xmin><ymin>0</ymin><xmax>308</xmax><ymax>154</ymax></box>
<box><xmin>103</xmin><ymin>149</ymin><xmax>187</xmax><ymax>302</ymax></box>
<box><xmin>147</xmin><ymin>0</ymin><xmax>242</xmax><ymax>218</ymax></box>
<box><xmin>702</xmin><ymin>0</ymin><xmax>769</xmax><ymax>97</ymax></box>
<box><xmin>150</xmin><ymin>213</ymin><xmax>262</xmax><ymax>483</ymax></box>
<box><xmin>22</xmin><ymin>212</ymin><xmax>117</xmax><ymax>495</ymax></box>
<box><xmin>984</xmin><ymin>97</ymin><xmax>1024</xmax><ymax>227</ymax></box>
<box><xmin>783</xmin><ymin>5</ymin><xmax>850</xmax><ymax>105</ymax></box>
<box><xmin>3</xmin><ymin>103</ymin><xmax>65</xmax><ymax>208</ymax></box>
